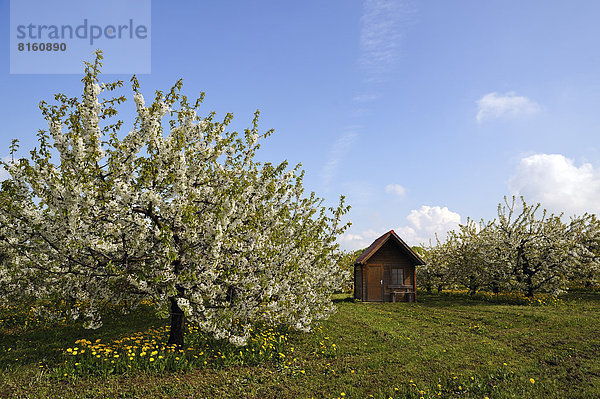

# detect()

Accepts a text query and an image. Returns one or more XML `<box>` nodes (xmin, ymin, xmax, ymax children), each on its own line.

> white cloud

<box><xmin>339</xmin><ymin>206</ymin><xmax>461</xmax><ymax>251</ymax></box>
<box><xmin>404</xmin><ymin>205</ymin><xmax>461</xmax><ymax>243</ymax></box>
<box><xmin>509</xmin><ymin>153</ymin><xmax>600</xmax><ymax>215</ymax></box>
<box><xmin>385</xmin><ymin>183</ymin><xmax>406</xmax><ymax>197</ymax></box>
<box><xmin>360</xmin><ymin>0</ymin><xmax>415</xmax><ymax>81</ymax></box>
<box><xmin>476</xmin><ymin>92</ymin><xmax>540</xmax><ymax>123</ymax></box>
<box><xmin>394</xmin><ymin>225</ymin><xmax>418</xmax><ymax>244</ymax></box>
<box><xmin>339</xmin><ymin>229</ymin><xmax>382</xmax><ymax>251</ymax></box>
<box><xmin>352</xmin><ymin>93</ymin><xmax>380</xmax><ymax>103</ymax></box>
<box><xmin>321</xmin><ymin>132</ymin><xmax>358</xmax><ymax>188</ymax></box>
<box><xmin>341</xmin><ymin>234</ymin><xmax>364</xmax><ymax>242</ymax></box>
<box><xmin>343</xmin><ymin>182</ymin><xmax>377</xmax><ymax>206</ymax></box>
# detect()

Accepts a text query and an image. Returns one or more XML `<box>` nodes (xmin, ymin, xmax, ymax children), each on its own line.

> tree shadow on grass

<box><xmin>336</xmin><ymin>292</ymin><xmax>497</xmax><ymax>307</ymax></box>
<box><xmin>332</xmin><ymin>294</ymin><xmax>355</xmax><ymax>304</ymax></box>
<box><xmin>0</xmin><ymin>305</ymin><xmax>165</xmax><ymax>369</ymax></box>
<box><xmin>416</xmin><ymin>293</ymin><xmax>503</xmax><ymax>308</ymax></box>
<box><xmin>561</xmin><ymin>288</ymin><xmax>600</xmax><ymax>302</ymax></box>
<box><xmin>418</xmin><ymin>289</ymin><xmax>600</xmax><ymax>308</ymax></box>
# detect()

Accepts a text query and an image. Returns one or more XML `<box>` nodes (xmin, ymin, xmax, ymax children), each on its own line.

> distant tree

<box><xmin>338</xmin><ymin>248</ymin><xmax>364</xmax><ymax>293</ymax></box>
<box><xmin>0</xmin><ymin>51</ymin><xmax>350</xmax><ymax>346</ymax></box>
<box><xmin>494</xmin><ymin>197</ymin><xmax>578</xmax><ymax>296</ymax></box>
<box><xmin>416</xmin><ymin>242</ymin><xmax>441</xmax><ymax>293</ymax></box>
<box><xmin>446</xmin><ymin>219</ymin><xmax>492</xmax><ymax>295</ymax></box>
<box><xmin>570</xmin><ymin>214</ymin><xmax>600</xmax><ymax>287</ymax></box>
<box><xmin>419</xmin><ymin>196</ymin><xmax>600</xmax><ymax>297</ymax></box>
<box><xmin>411</xmin><ymin>246</ymin><xmax>425</xmax><ymax>256</ymax></box>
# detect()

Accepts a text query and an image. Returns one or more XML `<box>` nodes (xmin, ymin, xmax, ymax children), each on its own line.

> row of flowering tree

<box><xmin>418</xmin><ymin>196</ymin><xmax>600</xmax><ymax>297</ymax></box>
<box><xmin>0</xmin><ymin>51</ymin><xmax>350</xmax><ymax>347</ymax></box>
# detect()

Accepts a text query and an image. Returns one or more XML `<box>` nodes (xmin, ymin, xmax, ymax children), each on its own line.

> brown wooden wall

<box><xmin>354</xmin><ymin>265</ymin><xmax>363</xmax><ymax>300</ymax></box>
<box><xmin>368</xmin><ymin>240</ymin><xmax>414</xmax><ymax>268</ymax></box>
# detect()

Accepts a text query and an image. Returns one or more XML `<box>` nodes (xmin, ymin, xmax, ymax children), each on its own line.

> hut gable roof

<box><xmin>354</xmin><ymin>230</ymin><xmax>425</xmax><ymax>265</ymax></box>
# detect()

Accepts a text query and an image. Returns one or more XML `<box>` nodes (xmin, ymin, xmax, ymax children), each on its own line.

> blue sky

<box><xmin>2</xmin><ymin>0</ymin><xmax>600</xmax><ymax>250</ymax></box>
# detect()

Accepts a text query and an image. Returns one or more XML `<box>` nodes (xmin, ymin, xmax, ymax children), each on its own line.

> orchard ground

<box><xmin>1</xmin><ymin>290</ymin><xmax>599</xmax><ymax>398</ymax></box>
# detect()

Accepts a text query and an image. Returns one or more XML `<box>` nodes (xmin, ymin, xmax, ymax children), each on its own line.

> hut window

<box><xmin>391</xmin><ymin>268</ymin><xmax>404</xmax><ymax>285</ymax></box>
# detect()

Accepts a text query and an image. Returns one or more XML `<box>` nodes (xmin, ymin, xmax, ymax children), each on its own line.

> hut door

<box><xmin>367</xmin><ymin>265</ymin><xmax>383</xmax><ymax>301</ymax></box>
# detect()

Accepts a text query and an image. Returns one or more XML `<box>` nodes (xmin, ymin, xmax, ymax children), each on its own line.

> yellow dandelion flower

<box><xmin>530</xmin><ymin>378</ymin><xmax>535</xmax><ymax>384</ymax></box>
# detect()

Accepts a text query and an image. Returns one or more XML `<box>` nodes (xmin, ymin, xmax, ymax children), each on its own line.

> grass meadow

<box><xmin>1</xmin><ymin>290</ymin><xmax>599</xmax><ymax>398</ymax></box>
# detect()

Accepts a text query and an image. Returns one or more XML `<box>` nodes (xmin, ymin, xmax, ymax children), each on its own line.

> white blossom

<box><xmin>0</xmin><ymin>52</ymin><xmax>350</xmax><ymax>346</ymax></box>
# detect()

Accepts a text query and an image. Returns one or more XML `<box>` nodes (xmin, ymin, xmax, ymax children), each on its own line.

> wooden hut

<box><xmin>354</xmin><ymin>230</ymin><xmax>425</xmax><ymax>302</ymax></box>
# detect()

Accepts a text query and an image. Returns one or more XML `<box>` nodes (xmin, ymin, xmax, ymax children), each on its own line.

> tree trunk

<box><xmin>519</xmin><ymin>249</ymin><xmax>535</xmax><ymax>297</ymax></box>
<box><xmin>469</xmin><ymin>278</ymin><xmax>478</xmax><ymax>296</ymax></box>
<box><xmin>523</xmin><ymin>263</ymin><xmax>535</xmax><ymax>297</ymax></box>
<box><xmin>526</xmin><ymin>282</ymin><xmax>535</xmax><ymax>298</ymax></box>
<box><xmin>491</xmin><ymin>280</ymin><xmax>500</xmax><ymax>294</ymax></box>
<box><xmin>168</xmin><ymin>296</ymin><xmax>185</xmax><ymax>347</ymax></box>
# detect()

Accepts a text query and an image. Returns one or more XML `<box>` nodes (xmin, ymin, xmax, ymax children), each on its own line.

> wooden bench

<box><xmin>390</xmin><ymin>285</ymin><xmax>415</xmax><ymax>302</ymax></box>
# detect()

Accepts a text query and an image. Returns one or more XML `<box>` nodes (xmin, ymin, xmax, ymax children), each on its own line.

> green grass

<box><xmin>1</xmin><ymin>291</ymin><xmax>600</xmax><ymax>398</ymax></box>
